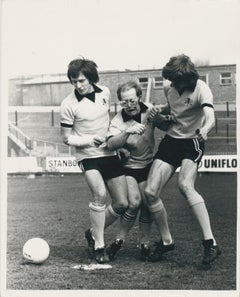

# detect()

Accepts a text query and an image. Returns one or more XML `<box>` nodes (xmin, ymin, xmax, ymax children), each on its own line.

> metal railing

<box><xmin>8</xmin><ymin>122</ymin><xmax>72</xmax><ymax>157</ymax></box>
<box><xmin>145</xmin><ymin>78</ymin><xmax>152</xmax><ymax>103</ymax></box>
<box><xmin>31</xmin><ymin>138</ymin><xmax>72</xmax><ymax>157</ymax></box>
<box><xmin>8</xmin><ymin>100</ymin><xmax>237</xmax><ymax>157</ymax></box>
<box><xmin>8</xmin><ymin>122</ymin><xmax>32</xmax><ymax>152</ymax></box>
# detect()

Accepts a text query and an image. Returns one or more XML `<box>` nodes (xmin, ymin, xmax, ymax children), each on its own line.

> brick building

<box><xmin>8</xmin><ymin>64</ymin><xmax>236</xmax><ymax>107</ymax></box>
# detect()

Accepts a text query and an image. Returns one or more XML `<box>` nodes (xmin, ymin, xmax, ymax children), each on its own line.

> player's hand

<box><xmin>148</xmin><ymin>106</ymin><xmax>160</xmax><ymax>120</ymax></box>
<box><xmin>117</xmin><ymin>148</ymin><xmax>130</xmax><ymax>161</ymax></box>
<box><xmin>126</xmin><ymin>123</ymin><xmax>146</xmax><ymax>135</ymax></box>
<box><xmin>93</xmin><ymin>136</ymin><xmax>106</xmax><ymax>147</ymax></box>
<box><xmin>195</xmin><ymin>129</ymin><xmax>207</xmax><ymax>142</ymax></box>
<box><xmin>153</xmin><ymin>113</ymin><xmax>176</xmax><ymax>131</ymax></box>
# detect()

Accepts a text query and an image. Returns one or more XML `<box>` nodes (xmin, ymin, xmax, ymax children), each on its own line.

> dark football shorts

<box><xmin>154</xmin><ymin>134</ymin><xmax>205</xmax><ymax>168</ymax></box>
<box><xmin>123</xmin><ymin>162</ymin><xmax>152</xmax><ymax>184</ymax></box>
<box><xmin>79</xmin><ymin>155</ymin><xmax>125</xmax><ymax>180</ymax></box>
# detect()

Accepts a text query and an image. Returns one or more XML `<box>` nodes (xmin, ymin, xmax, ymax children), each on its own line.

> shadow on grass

<box><xmin>49</xmin><ymin>245</ymin><xmax>88</xmax><ymax>263</ymax></box>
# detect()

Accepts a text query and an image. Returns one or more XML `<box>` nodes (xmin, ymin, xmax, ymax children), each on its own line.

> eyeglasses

<box><xmin>120</xmin><ymin>97</ymin><xmax>139</xmax><ymax>107</ymax></box>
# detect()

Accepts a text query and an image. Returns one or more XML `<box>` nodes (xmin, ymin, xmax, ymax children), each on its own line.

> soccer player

<box><xmin>144</xmin><ymin>54</ymin><xmax>221</xmax><ymax>264</ymax></box>
<box><xmin>60</xmin><ymin>58</ymin><xmax>128</xmax><ymax>263</ymax></box>
<box><xmin>106</xmin><ymin>81</ymin><xmax>175</xmax><ymax>261</ymax></box>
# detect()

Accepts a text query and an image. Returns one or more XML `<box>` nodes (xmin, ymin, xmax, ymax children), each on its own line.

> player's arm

<box><xmin>147</xmin><ymin>104</ymin><xmax>175</xmax><ymax>131</ymax></box>
<box><xmin>148</xmin><ymin>103</ymin><xmax>170</xmax><ymax>120</ymax></box>
<box><xmin>149</xmin><ymin>82</ymin><xmax>173</xmax><ymax>130</ymax></box>
<box><xmin>107</xmin><ymin>123</ymin><xmax>146</xmax><ymax>151</ymax></box>
<box><xmin>107</xmin><ymin>131</ymin><xmax>130</xmax><ymax>151</ymax></box>
<box><xmin>196</xmin><ymin>106</ymin><xmax>215</xmax><ymax>141</ymax></box>
<box><xmin>61</xmin><ymin>126</ymin><xmax>94</xmax><ymax>147</ymax></box>
<box><xmin>61</xmin><ymin>126</ymin><xmax>105</xmax><ymax>148</ymax></box>
<box><xmin>152</xmin><ymin>113</ymin><xmax>176</xmax><ymax>131</ymax></box>
<box><xmin>196</xmin><ymin>82</ymin><xmax>215</xmax><ymax>141</ymax></box>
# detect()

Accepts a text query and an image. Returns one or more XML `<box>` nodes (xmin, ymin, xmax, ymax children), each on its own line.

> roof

<box><xmin>20</xmin><ymin>64</ymin><xmax>236</xmax><ymax>85</ymax></box>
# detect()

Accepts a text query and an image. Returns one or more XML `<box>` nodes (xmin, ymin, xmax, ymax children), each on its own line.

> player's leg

<box><xmin>178</xmin><ymin>159</ymin><xmax>221</xmax><ymax>264</ymax></box>
<box><xmin>145</xmin><ymin>159</ymin><xmax>174</xmax><ymax>244</ymax></box>
<box><xmin>178</xmin><ymin>159</ymin><xmax>214</xmax><ymax>239</ymax></box>
<box><xmin>138</xmin><ymin>181</ymin><xmax>153</xmax><ymax>260</ymax></box>
<box><xmin>103</xmin><ymin>156</ymin><xmax>128</xmax><ymax>228</ymax></box>
<box><xmin>120</xmin><ymin>176</ymin><xmax>141</xmax><ymax>239</ymax></box>
<box><xmin>105</xmin><ymin>174</ymin><xmax>128</xmax><ymax>228</ymax></box>
<box><xmin>106</xmin><ymin>175</ymin><xmax>139</xmax><ymax>260</ymax></box>
<box><xmin>83</xmin><ymin>169</ymin><xmax>109</xmax><ymax>263</ymax></box>
<box><xmin>144</xmin><ymin>159</ymin><xmax>175</xmax><ymax>261</ymax></box>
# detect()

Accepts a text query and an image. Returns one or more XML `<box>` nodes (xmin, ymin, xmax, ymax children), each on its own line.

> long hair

<box><xmin>162</xmin><ymin>54</ymin><xmax>199</xmax><ymax>91</ymax></box>
<box><xmin>67</xmin><ymin>58</ymin><xmax>99</xmax><ymax>84</ymax></box>
<box><xmin>117</xmin><ymin>81</ymin><xmax>142</xmax><ymax>100</ymax></box>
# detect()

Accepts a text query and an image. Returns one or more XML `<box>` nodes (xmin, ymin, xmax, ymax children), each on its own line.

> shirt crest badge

<box><xmin>184</xmin><ymin>98</ymin><xmax>193</xmax><ymax>106</ymax></box>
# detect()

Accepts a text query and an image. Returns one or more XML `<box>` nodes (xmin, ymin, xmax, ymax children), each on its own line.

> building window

<box><xmin>220</xmin><ymin>72</ymin><xmax>232</xmax><ymax>85</ymax></box>
<box><xmin>138</xmin><ymin>77</ymin><xmax>149</xmax><ymax>89</ymax></box>
<box><xmin>153</xmin><ymin>76</ymin><xmax>163</xmax><ymax>89</ymax></box>
<box><xmin>199</xmin><ymin>74</ymin><xmax>209</xmax><ymax>85</ymax></box>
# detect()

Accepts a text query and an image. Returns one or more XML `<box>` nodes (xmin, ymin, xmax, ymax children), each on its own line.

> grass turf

<box><xmin>6</xmin><ymin>172</ymin><xmax>237</xmax><ymax>290</ymax></box>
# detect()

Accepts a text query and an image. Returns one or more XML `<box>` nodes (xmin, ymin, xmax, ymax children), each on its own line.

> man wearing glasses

<box><xmin>106</xmin><ymin>81</ymin><xmax>175</xmax><ymax>261</ymax></box>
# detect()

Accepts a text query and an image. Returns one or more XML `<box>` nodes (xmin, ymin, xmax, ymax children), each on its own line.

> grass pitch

<box><xmin>6</xmin><ymin>173</ymin><xmax>237</xmax><ymax>290</ymax></box>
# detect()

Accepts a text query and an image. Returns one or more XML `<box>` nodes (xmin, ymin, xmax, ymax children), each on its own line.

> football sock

<box><xmin>89</xmin><ymin>202</ymin><xmax>106</xmax><ymax>250</ymax></box>
<box><xmin>139</xmin><ymin>215</ymin><xmax>153</xmax><ymax>245</ymax></box>
<box><xmin>151</xmin><ymin>207</ymin><xmax>173</xmax><ymax>245</ymax></box>
<box><xmin>117</xmin><ymin>209</ymin><xmax>138</xmax><ymax>240</ymax></box>
<box><xmin>190</xmin><ymin>200</ymin><xmax>216</xmax><ymax>244</ymax></box>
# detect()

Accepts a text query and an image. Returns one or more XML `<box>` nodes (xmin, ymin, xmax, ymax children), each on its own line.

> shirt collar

<box><xmin>121</xmin><ymin>101</ymin><xmax>148</xmax><ymax>123</ymax></box>
<box><xmin>74</xmin><ymin>84</ymin><xmax>102</xmax><ymax>102</ymax></box>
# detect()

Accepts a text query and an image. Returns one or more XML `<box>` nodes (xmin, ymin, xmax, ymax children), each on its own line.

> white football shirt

<box><xmin>164</xmin><ymin>79</ymin><xmax>214</xmax><ymax>138</ymax></box>
<box><xmin>60</xmin><ymin>85</ymin><xmax>116</xmax><ymax>161</ymax></box>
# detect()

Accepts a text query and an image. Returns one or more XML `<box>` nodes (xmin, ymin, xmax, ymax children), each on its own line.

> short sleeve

<box><xmin>60</xmin><ymin>100</ymin><xmax>74</xmax><ymax>127</ymax></box>
<box><xmin>198</xmin><ymin>80</ymin><xmax>213</xmax><ymax>107</ymax></box>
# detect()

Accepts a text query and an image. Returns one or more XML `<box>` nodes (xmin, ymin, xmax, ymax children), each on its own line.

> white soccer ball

<box><xmin>23</xmin><ymin>238</ymin><xmax>50</xmax><ymax>264</ymax></box>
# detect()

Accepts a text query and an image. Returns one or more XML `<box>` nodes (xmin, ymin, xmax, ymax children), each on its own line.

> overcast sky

<box><xmin>1</xmin><ymin>0</ymin><xmax>240</xmax><ymax>78</ymax></box>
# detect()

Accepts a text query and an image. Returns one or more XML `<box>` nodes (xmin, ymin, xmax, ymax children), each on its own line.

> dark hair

<box><xmin>117</xmin><ymin>81</ymin><xmax>142</xmax><ymax>100</ymax></box>
<box><xmin>162</xmin><ymin>54</ymin><xmax>199</xmax><ymax>91</ymax></box>
<box><xmin>67</xmin><ymin>58</ymin><xmax>99</xmax><ymax>84</ymax></box>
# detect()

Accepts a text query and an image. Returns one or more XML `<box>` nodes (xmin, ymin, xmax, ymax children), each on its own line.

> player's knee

<box><xmin>128</xmin><ymin>195</ymin><xmax>141</xmax><ymax>210</ymax></box>
<box><xmin>112</xmin><ymin>201</ymin><xmax>128</xmax><ymax>215</ymax></box>
<box><xmin>93</xmin><ymin>196</ymin><xmax>107</xmax><ymax>205</ymax></box>
<box><xmin>128</xmin><ymin>203</ymin><xmax>140</xmax><ymax>213</ymax></box>
<box><xmin>92</xmin><ymin>190</ymin><xmax>107</xmax><ymax>205</ymax></box>
<box><xmin>178</xmin><ymin>179</ymin><xmax>194</xmax><ymax>197</ymax></box>
<box><xmin>144</xmin><ymin>186</ymin><xmax>158</xmax><ymax>204</ymax></box>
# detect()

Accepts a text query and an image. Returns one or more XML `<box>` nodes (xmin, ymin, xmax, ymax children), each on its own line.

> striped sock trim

<box><xmin>123</xmin><ymin>211</ymin><xmax>137</xmax><ymax>222</ymax></box>
<box><xmin>89</xmin><ymin>202</ymin><xmax>105</xmax><ymax>212</ymax></box>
